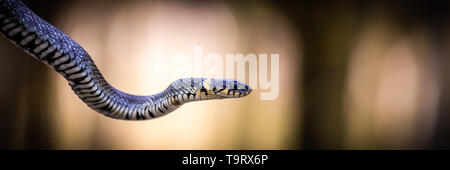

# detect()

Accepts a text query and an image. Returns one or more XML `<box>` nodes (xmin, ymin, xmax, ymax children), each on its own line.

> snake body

<box><xmin>0</xmin><ymin>0</ymin><xmax>251</xmax><ymax>120</ymax></box>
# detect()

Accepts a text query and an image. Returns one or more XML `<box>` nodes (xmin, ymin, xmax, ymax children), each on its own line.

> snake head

<box><xmin>203</xmin><ymin>78</ymin><xmax>252</xmax><ymax>99</ymax></box>
<box><xmin>169</xmin><ymin>78</ymin><xmax>251</xmax><ymax>103</ymax></box>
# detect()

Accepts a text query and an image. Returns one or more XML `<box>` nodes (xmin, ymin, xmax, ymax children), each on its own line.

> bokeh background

<box><xmin>0</xmin><ymin>0</ymin><xmax>449</xmax><ymax>149</ymax></box>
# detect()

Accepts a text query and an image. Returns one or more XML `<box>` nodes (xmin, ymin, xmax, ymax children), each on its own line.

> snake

<box><xmin>0</xmin><ymin>0</ymin><xmax>251</xmax><ymax>120</ymax></box>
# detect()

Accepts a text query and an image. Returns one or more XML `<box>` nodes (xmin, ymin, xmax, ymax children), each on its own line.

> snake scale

<box><xmin>0</xmin><ymin>0</ymin><xmax>251</xmax><ymax>120</ymax></box>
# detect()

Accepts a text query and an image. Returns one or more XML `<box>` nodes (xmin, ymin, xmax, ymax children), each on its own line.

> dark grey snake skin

<box><xmin>0</xmin><ymin>0</ymin><xmax>251</xmax><ymax>120</ymax></box>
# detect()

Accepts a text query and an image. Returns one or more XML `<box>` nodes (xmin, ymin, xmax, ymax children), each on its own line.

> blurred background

<box><xmin>0</xmin><ymin>0</ymin><xmax>449</xmax><ymax>149</ymax></box>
